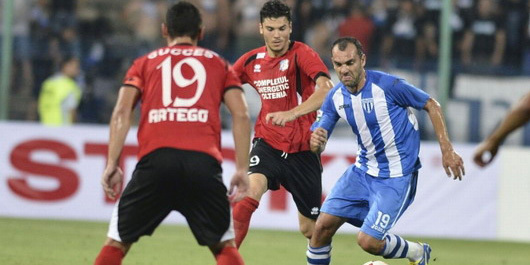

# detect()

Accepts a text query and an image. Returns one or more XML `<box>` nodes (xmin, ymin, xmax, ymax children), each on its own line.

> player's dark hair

<box><xmin>331</xmin><ymin>37</ymin><xmax>365</xmax><ymax>58</ymax></box>
<box><xmin>260</xmin><ymin>0</ymin><xmax>291</xmax><ymax>23</ymax></box>
<box><xmin>165</xmin><ymin>1</ymin><xmax>202</xmax><ymax>39</ymax></box>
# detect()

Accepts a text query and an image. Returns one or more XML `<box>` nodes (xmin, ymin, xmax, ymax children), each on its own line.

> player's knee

<box><xmin>299</xmin><ymin>224</ymin><xmax>313</xmax><ymax>239</ymax></box>
<box><xmin>104</xmin><ymin>237</ymin><xmax>132</xmax><ymax>255</ymax></box>
<box><xmin>209</xmin><ymin>239</ymin><xmax>235</xmax><ymax>255</ymax></box>
<box><xmin>313</xmin><ymin>220</ymin><xmax>335</xmax><ymax>239</ymax></box>
<box><xmin>357</xmin><ymin>238</ymin><xmax>379</xmax><ymax>254</ymax></box>
<box><xmin>246</xmin><ymin>174</ymin><xmax>268</xmax><ymax>200</ymax></box>
<box><xmin>357</xmin><ymin>234</ymin><xmax>384</xmax><ymax>255</ymax></box>
<box><xmin>246</xmin><ymin>188</ymin><xmax>264</xmax><ymax>201</ymax></box>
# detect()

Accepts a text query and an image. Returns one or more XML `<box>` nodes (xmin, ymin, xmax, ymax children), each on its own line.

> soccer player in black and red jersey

<box><xmin>93</xmin><ymin>2</ymin><xmax>251</xmax><ymax>265</ymax></box>
<box><xmin>231</xmin><ymin>0</ymin><xmax>334</xmax><ymax>248</ymax></box>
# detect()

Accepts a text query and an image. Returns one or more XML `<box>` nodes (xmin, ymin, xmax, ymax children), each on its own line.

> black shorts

<box><xmin>107</xmin><ymin>148</ymin><xmax>232</xmax><ymax>246</ymax></box>
<box><xmin>249</xmin><ymin>138</ymin><xmax>322</xmax><ymax>219</ymax></box>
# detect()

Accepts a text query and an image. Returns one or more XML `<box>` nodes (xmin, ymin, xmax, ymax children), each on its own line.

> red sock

<box><xmin>94</xmin><ymin>245</ymin><xmax>124</xmax><ymax>265</ymax></box>
<box><xmin>232</xmin><ymin>196</ymin><xmax>259</xmax><ymax>248</ymax></box>
<box><xmin>215</xmin><ymin>246</ymin><xmax>244</xmax><ymax>265</ymax></box>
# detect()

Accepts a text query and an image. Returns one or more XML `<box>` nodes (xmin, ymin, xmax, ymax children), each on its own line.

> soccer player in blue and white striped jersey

<box><xmin>306</xmin><ymin>37</ymin><xmax>465</xmax><ymax>265</ymax></box>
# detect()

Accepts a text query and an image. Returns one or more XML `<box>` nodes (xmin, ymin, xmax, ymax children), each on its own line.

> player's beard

<box><xmin>342</xmin><ymin>70</ymin><xmax>363</xmax><ymax>93</ymax></box>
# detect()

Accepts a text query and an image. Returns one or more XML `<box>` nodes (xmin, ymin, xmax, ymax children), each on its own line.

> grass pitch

<box><xmin>1</xmin><ymin>217</ymin><xmax>529</xmax><ymax>265</ymax></box>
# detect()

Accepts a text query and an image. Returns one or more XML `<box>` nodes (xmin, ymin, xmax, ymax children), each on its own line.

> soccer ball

<box><xmin>361</xmin><ymin>261</ymin><xmax>389</xmax><ymax>265</ymax></box>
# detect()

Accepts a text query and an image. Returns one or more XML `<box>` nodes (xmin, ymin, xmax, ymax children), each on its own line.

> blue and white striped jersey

<box><xmin>313</xmin><ymin>70</ymin><xmax>430</xmax><ymax>178</ymax></box>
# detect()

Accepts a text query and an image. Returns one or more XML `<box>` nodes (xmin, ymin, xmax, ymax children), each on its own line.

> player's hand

<box><xmin>473</xmin><ymin>140</ymin><xmax>498</xmax><ymax>167</ymax></box>
<box><xmin>228</xmin><ymin>169</ymin><xmax>249</xmax><ymax>203</ymax></box>
<box><xmin>101</xmin><ymin>164</ymin><xmax>124</xmax><ymax>200</ymax></box>
<box><xmin>310</xmin><ymin>127</ymin><xmax>328</xmax><ymax>154</ymax></box>
<box><xmin>265</xmin><ymin>110</ymin><xmax>297</xmax><ymax>127</ymax></box>
<box><xmin>442</xmin><ymin>149</ymin><xmax>465</xmax><ymax>181</ymax></box>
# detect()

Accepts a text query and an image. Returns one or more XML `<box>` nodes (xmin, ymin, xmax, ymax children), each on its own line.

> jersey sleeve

<box><xmin>386</xmin><ymin>78</ymin><xmax>430</xmax><ymax>110</ymax></box>
<box><xmin>123</xmin><ymin>58</ymin><xmax>144</xmax><ymax>91</ymax></box>
<box><xmin>224</xmin><ymin>63</ymin><xmax>243</xmax><ymax>91</ymax></box>
<box><xmin>232</xmin><ymin>54</ymin><xmax>249</xmax><ymax>84</ymax></box>
<box><xmin>311</xmin><ymin>89</ymin><xmax>340</xmax><ymax>137</ymax></box>
<box><xmin>297</xmin><ymin>43</ymin><xmax>330</xmax><ymax>81</ymax></box>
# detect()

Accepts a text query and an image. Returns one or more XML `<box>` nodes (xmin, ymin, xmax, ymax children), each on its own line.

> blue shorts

<box><xmin>321</xmin><ymin>165</ymin><xmax>418</xmax><ymax>240</ymax></box>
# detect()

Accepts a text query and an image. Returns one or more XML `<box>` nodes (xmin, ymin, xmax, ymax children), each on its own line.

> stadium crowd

<box><xmin>1</xmin><ymin>0</ymin><xmax>529</xmax><ymax>124</ymax></box>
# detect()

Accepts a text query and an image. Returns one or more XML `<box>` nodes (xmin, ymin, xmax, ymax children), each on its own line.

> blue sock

<box><xmin>380</xmin><ymin>234</ymin><xmax>422</xmax><ymax>260</ymax></box>
<box><xmin>306</xmin><ymin>244</ymin><xmax>331</xmax><ymax>265</ymax></box>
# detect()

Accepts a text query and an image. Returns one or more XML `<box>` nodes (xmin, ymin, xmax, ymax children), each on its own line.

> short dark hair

<box><xmin>260</xmin><ymin>0</ymin><xmax>291</xmax><ymax>23</ymax></box>
<box><xmin>165</xmin><ymin>1</ymin><xmax>202</xmax><ymax>39</ymax></box>
<box><xmin>331</xmin><ymin>37</ymin><xmax>365</xmax><ymax>58</ymax></box>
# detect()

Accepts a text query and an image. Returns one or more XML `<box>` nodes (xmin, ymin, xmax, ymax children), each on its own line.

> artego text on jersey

<box><xmin>148</xmin><ymin>107</ymin><xmax>209</xmax><ymax>123</ymax></box>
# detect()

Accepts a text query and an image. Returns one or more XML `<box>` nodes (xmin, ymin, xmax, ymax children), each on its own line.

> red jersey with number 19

<box><xmin>233</xmin><ymin>41</ymin><xmax>329</xmax><ymax>153</ymax></box>
<box><xmin>123</xmin><ymin>44</ymin><xmax>242</xmax><ymax>162</ymax></box>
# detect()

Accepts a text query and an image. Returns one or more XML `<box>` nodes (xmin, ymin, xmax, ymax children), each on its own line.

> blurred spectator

<box><xmin>43</xmin><ymin>0</ymin><xmax>81</xmax><ymax>72</ymax></box>
<box><xmin>304</xmin><ymin>0</ymin><xmax>350</xmax><ymax>67</ymax></box>
<box><xmin>123</xmin><ymin>0</ymin><xmax>167</xmax><ymax>57</ymax></box>
<box><xmin>368</xmin><ymin>0</ymin><xmax>395</xmax><ymax>66</ymax></box>
<box><xmin>380</xmin><ymin>0</ymin><xmax>420</xmax><ymax>69</ymax></box>
<box><xmin>500</xmin><ymin>0</ymin><xmax>528</xmax><ymax>72</ymax></box>
<box><xmin>232</xmin><ymin>0</ymin><xmax>268</xmax><ymax>59</ymax></box>
<box><xmin>289</xmin><ymin>0</ymin><xmax>314</xmax><ymax>42</ymax></box>
<box><xmin>50</xmin><ymin>0</ymin><xmax>77</xmax><ymax>30</ymax></box>
<box><xmin>28</xmin><ymin>0</ymin><xmax>55</xmax><ymax>121</ymax></box>
<box><xmin>415</xmin><ymin>0</ymin><xmax>466</xmax><ymax>71</ymax></box>
<box><xmin>189</xmin><ymin>0</ymin><xmax>233</xmax><ymax>60</ymax></box>
<box><xmin>338</xmin><ymin>2</ymin><xmax>375</xmax><ymax>55</ymax></box>
<box><xmin>77</xmin><ymin>1</ymin><xmax>111</xmax><ymax>71</ymax></box>
<box><xmin>76</xmin><ymin>0</ymin><xmax>115</xmax><ymax>123</ymax></box>
<box><xmin>523</xmin><ymin>1</ymin><xmax>530</xmax><ymax>75</ymax></box>
<box><xmin>55</xmin><ymin>25</ymin><xmax>81</xmax><ymax>60</ymax></box>
<box><xmin>460</xmin><ymin>0</ymin><xmax>506</xmax><ymax>74</ymax></box>
<box><xmin>2</xmin><ymin>0</ymin><xmax>530</xmax><ymax>125</ymax></box>
<box><xmin>38</xmin><ymin>56</ymin><xmax>82</xmax><ymax>126</ymax></box>
<box><xmin>457</xmin><ymin>0</ymin><xmax>474</xmax><ymax>14</ymax></box>
<box><xmin>0</xmin><ymin>0</ymin><xmax>33</xmax><ymax>97</ymax></box>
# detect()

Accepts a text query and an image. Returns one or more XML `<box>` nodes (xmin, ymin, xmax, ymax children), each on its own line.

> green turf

<box><xmin>1</xmin><ymin>217</ymin><xmax>529</xmax><ymax>265</ymax></box>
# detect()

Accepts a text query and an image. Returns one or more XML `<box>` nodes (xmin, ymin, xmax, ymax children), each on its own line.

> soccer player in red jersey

<box><xmin>93</xmin><ymin>2</ymin><xmax>251</xmax><ymax>265</ymax></box>
<box><xmin>231</xmin><ymin>0</ymin><xmax>334</xmax><ymax>248</ymax></box>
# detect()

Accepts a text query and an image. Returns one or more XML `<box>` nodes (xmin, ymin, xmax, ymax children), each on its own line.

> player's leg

<box><xmin>298</xmin><ymin>212</ymin><xmax>316</xmax><ymax>239</ymax></box>
<box><xmin>232</xmin><ymin>173</ymin><xmax>268</xmax><ymax>247</ymax></box>
<box><xmin>358</xmin><ymin>171</ymin><xmax>431</xmax><ymax>264</ymax></box>
<box><xmin>209</xmin><ymin>240</ymin><xmax>244</xmax><ymax>265</ymax></box>
<box><xmin>357</xmin><ymin>232</ymin><xmax>430</xmax><ymax>265</ymax></box>
<box><xmin>307</xmin><ymin>165</ymin><xmax>364</xmax><ymax>265</ymax></box>
<box><xmin>233</xmin><ymin>138</ymin><xmax>281</xmax><ymax>248</ymax></box>
<box><xmin>306</xmin><ymin>213</ymin><xmax>345</xmax><ymax>265</ymax></box>
<box><xmin>178</xmin><ymin>149</ymin><xmax>245</xmax><ymax>264</ymax></box>
<box><xmin>94</xmin><ymin>238</ymin><xmax>132</xmax><ymax>265</ymax></box>
<box><xmin>94</xmin><ymin>149</ymin><xmax>175</xmax><ymax>265</ymax></box>
<box><xmin>284</xmin><ymin>150</ymin><xmax>322</xmax><ymax>239</ymax></box>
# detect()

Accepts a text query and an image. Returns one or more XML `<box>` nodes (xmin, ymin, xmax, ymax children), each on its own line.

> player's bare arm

<box><xmin>423</xmin><ymin>98</ymin><xmax>465</xmax><ymax>180</ymax></box>
<box><xmin>101</xmin><ymin>86</ymin><xmax>140</xmax><ymax>199</ymax></box>
<box><xmin>266</xmin><ymin>76</ymin><xmax>334</xmax><ymax>127</ymax></box>
<box><xmin>310</xmin><ymin>127</ymin><xmax>328</xmax><ymax>154</ymax></box>
<box><xmin>224</xmin><ymin>88</ymin><xmax>251</xmax><ymax>202</ymax></box>
<box><xmin>474</xmin><ymin>92</ymin><xmax>530</xmax><ymax>167</ymax></box>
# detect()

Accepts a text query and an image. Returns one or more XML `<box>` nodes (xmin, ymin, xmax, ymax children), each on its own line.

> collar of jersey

<box><xmin>171</xmin><ymin>43</ymin><xmax>193</xmax><ymax>46</ymax></box>
<box><xmin>262</xmin><ymin>41</ymin><xmax>296</xmax><ymax>59</ymax></box>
